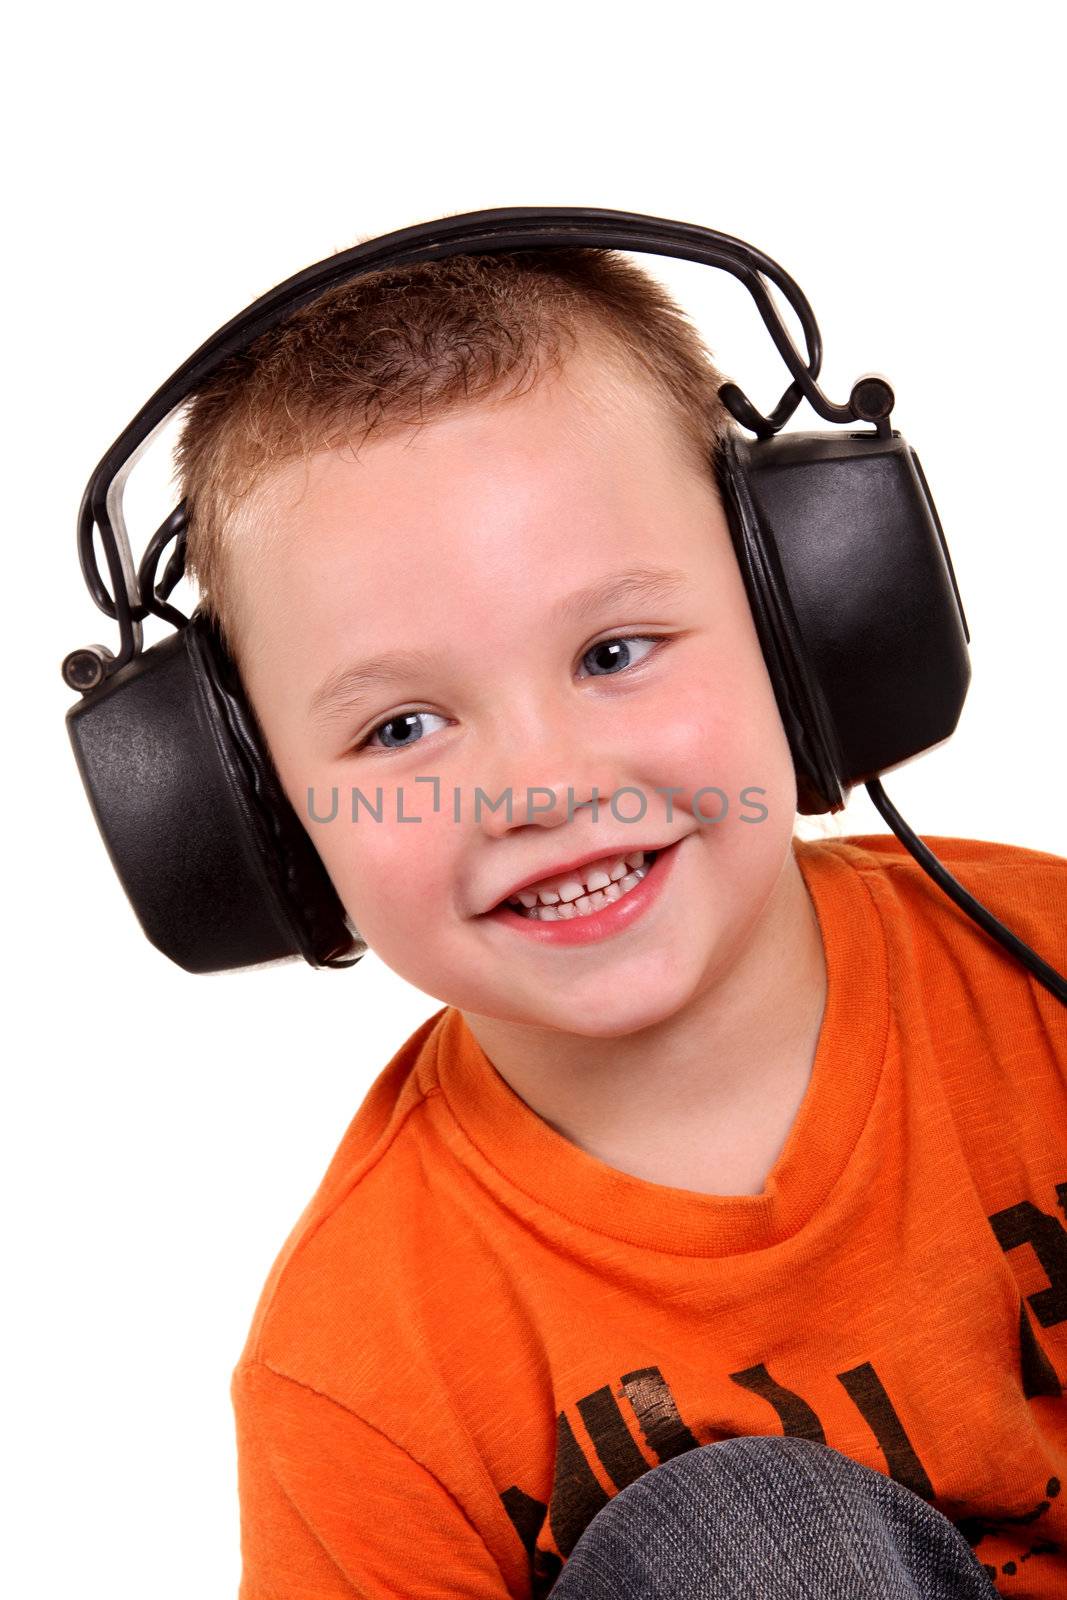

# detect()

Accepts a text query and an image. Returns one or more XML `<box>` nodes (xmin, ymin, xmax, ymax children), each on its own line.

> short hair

<box><xmin>174</xmin><ymin>246</ymin><xmax>738</xmax><ymax>667</ymax></box>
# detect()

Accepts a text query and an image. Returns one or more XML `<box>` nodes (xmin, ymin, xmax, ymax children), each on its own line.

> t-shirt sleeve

<box><xmin>232</xmin><ymin>1359</ymin><xmax>514</xmax><ymax>1599</ymax></box>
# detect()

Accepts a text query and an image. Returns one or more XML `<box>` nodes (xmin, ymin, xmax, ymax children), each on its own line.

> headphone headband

<box><xmin>73</xmin><ymin>205</ymin><xmax>895</xmax><ymax>679</ymax></box>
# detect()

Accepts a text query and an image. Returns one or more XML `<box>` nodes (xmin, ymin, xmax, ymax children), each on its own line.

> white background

<box><xmin>7</xmin><ymin>4</ymin><xmax>1065</xmax><ymax>1594</ymax></box>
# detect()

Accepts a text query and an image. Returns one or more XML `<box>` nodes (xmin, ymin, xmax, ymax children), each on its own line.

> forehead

<box><xmin>236</xmin><ymin>342</ymin><xmax>724</xmax><ymax>675</ymax></box>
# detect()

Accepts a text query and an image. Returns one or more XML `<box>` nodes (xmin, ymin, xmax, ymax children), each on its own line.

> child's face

<box><xmin>235</xmin><ymin>344</ymin><xmax>800</xmax><ymax>1038</ymax></box>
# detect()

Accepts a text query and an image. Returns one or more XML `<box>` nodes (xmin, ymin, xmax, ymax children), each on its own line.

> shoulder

<box><xmin>238</xmin><ymin>1005</ymin><xmax>452</xmax><ymax>1372</ymax></box>
<box><xmin>235</xmin><ymin>1004</ymin><xmax>483</xmax><ymax>1443</ymax></box>
<box><xmin>833</xmin><ymin>832</ymin><xmax>1067</xmax><ymax>878</ymax></box>
<box><xmin>838</xmin><ymin>831</ymin><xmax>1064</xmax><ymax>919</ymax></box>
<box><xmin>800</xmin><ymin>831</ymin><xmax>1067</xmax><ymax>993</ymax></box>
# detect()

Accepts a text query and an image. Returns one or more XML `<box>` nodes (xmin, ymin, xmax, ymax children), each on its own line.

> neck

<box><xmin>460</xmin><ymin>845</ymin><xmax>828</xmax><ymax>1197</ymax></box>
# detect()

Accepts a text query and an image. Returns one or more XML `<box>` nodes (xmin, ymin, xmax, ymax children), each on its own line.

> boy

<box><xmin>176</xmin><ymin>248</ymin><xmax>1066</xmax><ymax>1597</ymax></box>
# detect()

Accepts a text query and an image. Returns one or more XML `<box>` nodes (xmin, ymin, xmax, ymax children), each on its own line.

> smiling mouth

<box><xmin>497</xmin><ymin>848</ymin><xmax>660</xmax><ymax>921</ymax></box>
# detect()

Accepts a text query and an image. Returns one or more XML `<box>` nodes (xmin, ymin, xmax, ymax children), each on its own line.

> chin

<box><xmin>545</xmin><ymin>978</ymin><xmax>697</xmax><ymax>1041</ymax></box>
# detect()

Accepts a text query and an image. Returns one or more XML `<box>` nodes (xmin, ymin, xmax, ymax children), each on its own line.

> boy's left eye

<box><xmin>577</xmin><ymin>634</ymin><xmax>662</xmax><ymax>677</ymax></box>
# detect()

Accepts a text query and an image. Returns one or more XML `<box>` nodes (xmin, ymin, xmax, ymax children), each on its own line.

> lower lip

<box><xmin>481</xmin><ymin>839</ymin><xmax>683</xmax><ymax>946</ymax></box>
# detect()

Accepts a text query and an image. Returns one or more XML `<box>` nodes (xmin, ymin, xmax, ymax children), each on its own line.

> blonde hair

<box><xmin>174</xmin><ymin>246</ymin><xmax>738</xmax><ymax>667</ymax></box>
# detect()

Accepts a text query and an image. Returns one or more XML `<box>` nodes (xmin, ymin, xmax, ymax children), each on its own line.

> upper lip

<box><xmin>482</xmin><ymin>840</ymin><xmax>672</xmax><ymax>914</ymax></box>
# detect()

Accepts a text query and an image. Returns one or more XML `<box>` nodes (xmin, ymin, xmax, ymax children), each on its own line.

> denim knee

<box><xmin>551</xmin><ymin>1435</ymin><xmax>997</xmax><ymax>1600</ymax></box>
<box><xmin>632</xmin><ymin>1433</ymin><xmax>845</xmax><ymax>1497</ymax></box>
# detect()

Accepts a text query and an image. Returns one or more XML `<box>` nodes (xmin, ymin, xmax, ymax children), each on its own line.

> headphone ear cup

<box><xmin>715</xmin><ymin>429</ymin><xmax>971</xmax><ymax>816</ymax></box>
<box><xmin>65</xmin><ymin>609</ymin><xmax>366</xmax><ymax>974</ymax></box>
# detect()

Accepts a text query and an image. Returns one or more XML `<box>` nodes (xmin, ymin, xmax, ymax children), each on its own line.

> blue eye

<box><xmin>578</xmin><ymin>635</ymin><xmax>661</xmax><ymax>677</ymax></box>
<box><xmin>362</xmin><ymin>710</ymin><xmax>448</xmax><ymax>752</ymax></box>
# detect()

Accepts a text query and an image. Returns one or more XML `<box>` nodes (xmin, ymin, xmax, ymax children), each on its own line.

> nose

<box><xmin>475</xmin><ymin>714</ymin><xmax>622</xmax><ymax>840</ymax></box>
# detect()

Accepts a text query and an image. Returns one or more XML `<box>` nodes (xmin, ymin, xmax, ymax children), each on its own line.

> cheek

<box><xmin>308</xmin><ymin>807</ymin><xmax>459</xmax><ymax>937</ymax></box>
<box><xmin>266</xmin><ymin>721</ymin><xmax>454</xmax><ymax>921</ymax></box>
<box><xmin>638</xmin><ymin>641</ymin><xmax>794</xmax><ymax>802</ymax></box>
<box><xmin>255</xmin><ymin>709</ymin><xmax>465</xmax><ymax>950</ymax></box>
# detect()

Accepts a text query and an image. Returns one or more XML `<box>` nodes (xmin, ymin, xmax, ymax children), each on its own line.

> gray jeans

<box><xmin>550</xmin><ymin>1436</ymin><xmax>998</xmax><ymax>1598</ymax></box>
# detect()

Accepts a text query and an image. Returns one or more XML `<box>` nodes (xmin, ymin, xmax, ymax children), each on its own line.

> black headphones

<box><xmin>62</xmin><ymin>206</ymin><xmax>1067</xmax><ymax>1005</ymax></box>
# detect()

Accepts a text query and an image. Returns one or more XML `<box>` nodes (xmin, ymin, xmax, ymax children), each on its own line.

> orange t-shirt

<box><xmin>232</xmin><ymin>835</ymin><xmax>1067</xmax><ymax>1600</ymax></box>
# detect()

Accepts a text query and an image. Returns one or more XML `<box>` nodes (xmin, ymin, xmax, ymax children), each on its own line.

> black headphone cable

<box><xmin>864</xmin><ymin>779</ymin><xmax>1067</xmax><ymax>1005</ymax></box>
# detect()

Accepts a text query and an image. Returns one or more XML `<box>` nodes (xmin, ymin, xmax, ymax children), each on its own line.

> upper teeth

<box><xmin>509</xmin><ymin>851</ymin><xmax>650</xmax><ymax>910</ymax></box>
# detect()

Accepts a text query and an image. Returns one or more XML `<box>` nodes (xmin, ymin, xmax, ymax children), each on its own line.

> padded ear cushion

<box><xmin>715</xmin><ymin>433</ymin><xmax>844</xmax><ymax>814</ymax></box>
<box><xmin>66</xmin><ymin>610</ymin><xmax>366</xmax><ymax>974</ymax></box>
<box><xmin>714</xmin><ymin>429</ymin><xmax>972</xmax><ymax>816</ymax></box>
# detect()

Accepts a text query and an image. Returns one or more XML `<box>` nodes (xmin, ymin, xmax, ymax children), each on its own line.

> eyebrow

<box><xmin>308</xmin><ymin>564</ymin><xmax>691</xmax><ymax>724</ymax></box>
